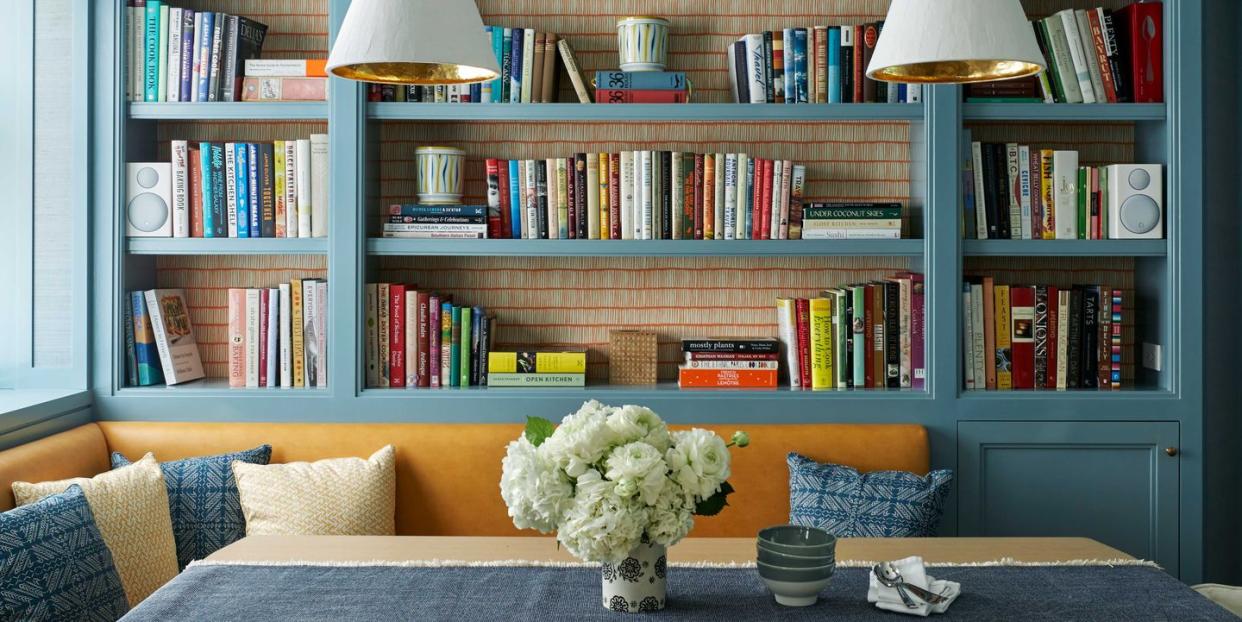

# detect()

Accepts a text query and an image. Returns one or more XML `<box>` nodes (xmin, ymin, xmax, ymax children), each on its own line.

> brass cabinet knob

<box><xmin>1165</xmin><ymin>447</ymin><xmax>1179</xmax><ymax>457</ymax></box>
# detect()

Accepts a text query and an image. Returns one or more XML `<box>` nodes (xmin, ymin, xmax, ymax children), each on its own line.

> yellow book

<box><xmin>290</xmin><ymin>278</ymin><xmax>304</xmax><ymax>387</ymax></box>
<box><xmin>808</xmin><ymin>297</ymin><xmax>834</xmax><ymax>389</ymax></box>
<box><xmin>273</xmin><ymin>141</ymin><xmax>286</xmax><ymax>237</ymax></box>
<box><xmin>994</xmin><ymin>285</ymin><xmax>1012</xmax><ymax>390</ymax></box>
<box><xmin>488</xmin><ymin>351</ymin><xmax>587</xmax><ymax>374</ymax></box>
<box><xmin>599</xmin><ymin>152</ymin><xmax>611</xmax><ymax>239</ymax></box>
<box><xmin>1040</xmin><ymin>149</ymin><xmax>1056</xmax><ymax>239</ymax></box>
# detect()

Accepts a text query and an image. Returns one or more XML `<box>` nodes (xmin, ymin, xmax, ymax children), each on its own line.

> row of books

<box><xmin>470</xmin><ymin>153</ymin><xmax>809</xmax><ymax>241</ymax></box>
<box><xmin>775</xmin><ymin>272</ymin><xmax>926</xmax><ymax>391</ymax></box>
<box><xmin>364</xmin><ymin>285</ymin><xmax>497</xmax><ymax>388</ymax></box>
<box><xmin>226</xmin><ymin>281</ymin><xmax>327</xmax><ymax>389</ymax></box>
<box><xmin>801</xmin><ymin>203</ymin><xmax>903</xmax><ymax>240</ymax></box>
<box><xmin>162</xmin><ymin>137</ymin><xmax>328</xmax><ymax>239</ymax></box>
<box><xmin>963</xmin><ymin>279</ymin><xmax>1121</xmax><ymax>391</ymax></box>
<box><xmin>486</xmin><ymin>351</ymin><xmax>587</xmax><ymax>387</ymax></box>
<box><xmin>125</xmin><ymin>1</ymin><xmax>267</xmax><ymax>103</ymax></box>
<box><xmin>728</xmin><ymin>24</ymin><xmax>922</xmax><ymax>105</ymax></box>
<box><xmin>962</xmin><ymin>140</ymin><xmax>1148</xmax><ymax>240</ymax></box>
<box><xmin>594</xmin><ymin>72</ymin><xmax>689</xmax><ymax>105</ymax></box>
<box><xmin>239</xmin><ymin>59</ymin><xmax>328</xmax><ymax>102</ymax></box>
<box><xmin>124</xmin><ymin>289</ymin><xmax>204</xmax><ymax>387</ymax></box>
<box><xmin>679</xmin><ymin>339</ymin><xmax>780</xmax><ymax>389</ymax></box>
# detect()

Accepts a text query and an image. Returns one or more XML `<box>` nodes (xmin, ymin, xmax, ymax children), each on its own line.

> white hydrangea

<box><xmin>666</xmin><ymin>428</ymin><xmax>732</xmax><ymax>501</ymax></box>
<box><xmin>646</xmin><ymin>482</ymin><xmax>695</xmax><ymax>547</ymax></box>
<box><xmin>539</xmin><ymin>401</ymin><xmax>620</xmax><ymax>477</ymax></box>
<box><xmin>606</xmin><ymin>405</ymin><xmax>672</xmax><ymax>452</ymax></box>
<box><xmin>556</xmin><ymin>470</ymin><xmax>648</xmax><ymax>564</ymax></box>
<box><xmin>604</xmin><ymin>442</ymin><xmax>668</xmax><ymax>506</ymax></box>
<box><xmin>498</xmin><ymin>436</ymin><xmax>574</xmax><ymax>533</ymax></box>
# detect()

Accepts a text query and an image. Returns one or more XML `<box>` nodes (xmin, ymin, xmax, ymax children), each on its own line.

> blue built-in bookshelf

<box><xmin>90</xmin><ymin>0</ymin><xmax>1204</xmax><ymax>580</ymax></box>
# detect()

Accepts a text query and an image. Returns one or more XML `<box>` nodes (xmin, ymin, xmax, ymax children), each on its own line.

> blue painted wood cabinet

<box><xmin>958</xmin><ymin>421</ymin><xmax>1180</xmax><ymax>571</ymax></box>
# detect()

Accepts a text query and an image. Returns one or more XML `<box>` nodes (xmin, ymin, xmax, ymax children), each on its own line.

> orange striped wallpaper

<box><xmin>178</xmin><ymin>0</ymin><xmax>328</xmax><ymax>60</ymax></box>
<box><xmin>965</xmin><ymin>122</ymin><xmax>1135</xmax><ymax>167</ymax></box>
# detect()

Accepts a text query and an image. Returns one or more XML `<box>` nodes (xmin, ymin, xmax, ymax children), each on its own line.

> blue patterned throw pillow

<box><xmin>0</xmin><ymin>484</ymin><xmax>129</xmax><ymax>621</ymax></box>
<box><xmin>113</xmin><ymin>445</ymin><xmax>271</xmax><ymax>569</ymax></box>
<box><xmin>787</xmin><ymin>453</ymin><xmax>953</xmax><ymax>537</ymax></box>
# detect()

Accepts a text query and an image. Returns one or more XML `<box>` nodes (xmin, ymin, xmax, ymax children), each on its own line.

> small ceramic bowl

<box><xmin>756</xmin><ymin>546</ymin><xmax>835</xmax><ymax>568</ymax></box>
<box><xmin>756</xmin><ymin>560</ymin><xmax>835</xmax><ymax>583</ymax></box>
<box><xmin>757</xmin><ymin>525</ymin><xmax>837</xmax><ymax>557</ymax></box>
<box><xmin>756</xmin><ymin>562</ymin><xmax>834</xmax><ymax>608</ymax></box>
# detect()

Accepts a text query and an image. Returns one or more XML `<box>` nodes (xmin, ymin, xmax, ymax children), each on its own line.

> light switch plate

<box><xmin>1142</xmin><ymin>343</ymin><xmax>1162</xmax><ymax>371</ymax></box>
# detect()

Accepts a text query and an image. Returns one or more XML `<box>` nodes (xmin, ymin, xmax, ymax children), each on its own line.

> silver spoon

<box><xmin>873</xmin><ymin>563</ymin><xmax>920</xmax><ymax>609</ymax></box>
<box><xmin>875</xmin><ymin>562</ymin><xmax>950</xmax><ymax>605</ymax></box>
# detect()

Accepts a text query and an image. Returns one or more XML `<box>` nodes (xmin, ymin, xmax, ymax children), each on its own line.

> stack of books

<box><xmin>963</xmin><ymin>279</ymin><xmax>1121</xmax><ymax>391</ymax></box>
<box><xmin>962</xmin><ymin>140</ymin><xmax>1155</xmax><ymax>240</ymax></box>
<box><xmin>802</xmin><ymin>203</ymin><xmax>903</xmax><ymax>240</ymax></box>
<box><xmin>226</xmin><ymin>280</ymin><xmax>326</xmax><ymax>389</ymax></box>
<box><xmin>124</xmin><ymin>288</ymin><xmax>205</xmax><ymax>387</ymax></box>
<box><xmin>126</xmin><ymin>1</ymin><xmax>268</xmax><ymax>102</ymax></box>
<box><xmin>482</xmin><ymin>152</ymin><xmax>808</xmax><ymax>240</ymax></box>
<box><xmin>776</xmin><ymin>272</ymin><xmax>925</xmax><ymax>391</ymax></box>
<box><xmin>241</xmin><ymin>59</ymin><xmax>327</xmax><ymax>102</ymax></box>
<box><xmin>595</xmin><ymin>71</ymin><xmax>689</xmax><ymax>104</ymax></box>
<box><xmin>365</xmin><ymin>285</ymin><xmax>497</xmax><ymax>389</ymax></box>
<box><xmin>487</xmin><ymin>351</ymin><xmax>587</xmax><ymax>387</ymax></box>
<box><xmin>679</xmin><ymin>339</ymin><xmax>780</xmax><ymax>389</ymax></box>
<box><xmin>161</xmin><ymin>136</ymin><xmax>328</xmax><ymax>239</ymax></box>
<box><xmin>728</xmin><ymin>24</ymin><xmax>921</xmax><ymax>104</ymax></box>
<box><xmin>383</xmin><ymin>205</ymin><xmax>488</xmax><ymax>239</ymax></box>
<box><xmin>969</xmin><ymin>3</ymin><xmax>1163</xmax><ymax>104</ymax></box>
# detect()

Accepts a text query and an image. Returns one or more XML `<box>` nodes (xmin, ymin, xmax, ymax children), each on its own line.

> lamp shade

<box><xmin>327</xmin><ymin>0</ymin><xmax>500</xmax><ymax>85</ymax></box>
<box><xmin>866</xmin><ymin>0</ymin><xmax>1045</xmax><ymax>84</ymax></box>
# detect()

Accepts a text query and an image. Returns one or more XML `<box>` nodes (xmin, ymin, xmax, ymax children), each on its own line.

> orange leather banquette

<box><xmin>0</xmin><ymin>422</ymin><xmax>930</xmax><ymax>537</ymax></box>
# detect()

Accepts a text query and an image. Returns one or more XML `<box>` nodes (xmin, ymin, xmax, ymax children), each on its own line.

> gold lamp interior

<box><xmin>330</xmin><ymin>62</ymin><xmax>499</xmax><ymax>86</ymax></box>
<box><xmin>870</xmin><ymin>59</ymin><xmax>1044</xmax><ymax>84</ymax></box>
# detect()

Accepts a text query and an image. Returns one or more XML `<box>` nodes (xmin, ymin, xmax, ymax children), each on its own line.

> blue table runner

<box><xmin>121</xmin><ymin>562</ymin><xmax>1233</xmax><ymax>621</ymax></box>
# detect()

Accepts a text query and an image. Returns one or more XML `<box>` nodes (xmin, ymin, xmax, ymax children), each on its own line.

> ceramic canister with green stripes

<box><xmin>415</xmin><ymin>146</ymin><xmax>467</xmax><ymax>205</ymax></box>
<box><xmin>617</xmin><ymin>17</ymin><xmax>670</xmax><ymax>72</ymax></box>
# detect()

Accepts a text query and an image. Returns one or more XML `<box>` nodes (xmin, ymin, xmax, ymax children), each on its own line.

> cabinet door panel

<box><xmin>958</xmin><ymin>421</ymin><xmax>1179</xmax><ymax>574</ymax></box>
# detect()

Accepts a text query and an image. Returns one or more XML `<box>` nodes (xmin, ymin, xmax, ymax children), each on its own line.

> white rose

<box><xmin>666</xmin><ymin>428</ymin><xmax>732</xmax><ymax>501</ymax></box>
<box><xmin>606</xmin><ymin>405</ymin><xmax>671</xmax><ymax>452</ymax></box>
<box><xmin>556</xmin><ymin>470</ymin><xmax>648</xmax><ymax>563</ymax></box>
<box><xmin>604</xmin><ymin>442</ymin><xmax>668</xmax><ymax>506</ymax></box>
<box><xmin>646</xmin><ymin>482</ymin><xmax>695</xmax><ymax>547</ymax></box>
<box><xmin>499</xmin><ymin>437</ymin><xmax>574</xmax><ymax>533</ymax></box>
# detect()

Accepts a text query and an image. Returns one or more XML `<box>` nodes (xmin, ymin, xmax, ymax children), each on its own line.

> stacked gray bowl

<box><xmin>756</xmin><ymin>525</ymin><xmax>837</xmax><ymax>606</ymax></box>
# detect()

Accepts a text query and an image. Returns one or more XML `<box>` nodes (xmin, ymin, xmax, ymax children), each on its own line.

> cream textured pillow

<box><xmin>12</xmin><ymin>453</ymin><xmax>179</xmax><ymax>607</ymax></box>
<box><xmin>232</xmin><ymin>445</ymin><xmax>396</xmax><ymax>536</ymax></box>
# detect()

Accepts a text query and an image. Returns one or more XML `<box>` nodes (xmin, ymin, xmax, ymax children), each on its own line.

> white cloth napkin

<box><xmin>866</xmin><ymin>556</ymin><xmax>961</xmax><ymax>616</ymax></box>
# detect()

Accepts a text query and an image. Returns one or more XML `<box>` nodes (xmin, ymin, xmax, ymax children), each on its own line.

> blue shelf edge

<box><xmin>369</xmin><ymin>102</ymin><xmax>924</xmax><ymax>121</ymax></box>
<box><xmin>367</xmin><ymin>238</ymin><xmax>925</xmax><ymax>257</ymax></box>
<box><xmin>963</xmin><ymin>102</ymin><xmax>1166</xmax><ymax>121</ymax></box>
<box><xmin>128</xmin><ymin>102</ymin><xmax>330</xmax><ymax>120</ymax></box>
<box><xmin>963</xmin><ymin>239</ymin><xmax>1167</xmax><ymax>257</ymax></box>
<box><xmin>126</xmin><ymin>237</ymin><xmax>330</xmax><ymax>255</ymax></box>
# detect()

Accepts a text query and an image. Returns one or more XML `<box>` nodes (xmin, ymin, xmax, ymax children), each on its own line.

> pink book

<box><xmin>778</xmin><ymin>160</ymin><xmax>793</xmax><ymax>239</ymax></box>
<box><xmin>428</xmin><ymin>295</ymin><xmax>441</xmax><ymax>387</ymax></box>
<box><xmin>258</xmin><ymin>288</ymin><xmax>269</xmax><ymax>387</ymax></box>
<box><xmin>315</xmin><ymin>281</ymin><xmax>327</xmax><ymax>388</ymax></box>
<box><xmin>240</xmin><ymin>77</ymin><xmax>328</xmax><ymax>101</ymax></box>
<box><xmin>904</xmin><ymin>272</ymin><xmax>926</xmax><ymax>390</ymax></box>
<box><xmin>228</xmin><ymin>288</ymin><xmax>246</xmax><ymax>388</ymax></box>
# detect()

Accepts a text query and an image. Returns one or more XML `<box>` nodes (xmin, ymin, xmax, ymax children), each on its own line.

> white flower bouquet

<box><xmin>500</xmin><ymin>400</ymin><xmax>749</xmax><ymax>564</ymax></box>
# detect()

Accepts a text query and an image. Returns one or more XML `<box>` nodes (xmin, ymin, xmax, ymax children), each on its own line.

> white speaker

<box><xmin>1106</xmin><ymin>164</ymin><xmax>1163</xmax><ymax>239</ymax></box>
<box><xmin>126</xmin><ymin>162</ymin><xmax>172</xmax><ymax>237</ymax></box>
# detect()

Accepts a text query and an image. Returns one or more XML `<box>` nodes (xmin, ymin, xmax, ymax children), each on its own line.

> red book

<box><xmin>415</xmin><ymin>291</ymin><xmax>430</xmax><ymax>387</ymax></box>
<box><xmin>1046</xmin><ymin>286</ymin><xmax>1059</xmax><ymax>389</ymax></box>
<box><xmin>1010</xmin><ymin>286</ymin><xmax>1035</xmax><ymax>389</ymax></box>
<box><xmin>760</xmin><ymin>159</ymin><xmax>774</xmax><ymax>240</ymax></box>
<box><xmin>258</xmin><ymin>288</ymin><xmax>269</xmax><ymax>387</ymax></box>
<box><xmin>677</xmin><ymin>368</ymin><xmax>778</xmax><ymax>389</ymax></box>
<box><xmin>853</xmin><ymin>25</ymin><xmax>865</xmax><ymax>103</ymax></box>
<box><xmin>497</xmin><ymin>160</ymin><xmax>511</xmax><ymax>239</ymax></box>
<box><xmin>389</xmin><ymin>284</ymin><xmax>406</xmax><ymax>388</ymax></box>
<box><xmin>751</xmin><ymin>158</ymin><xmax>764</xmax><ymax>239</ymax></box>
<box><xmin>863</xmin><ymin>284</ymin><xmax>876</xmax><ymax>388</ymax></box>
<box><xmin>794</xmin><ymin>299</ymin><xmax>811</xmax><ymax>388</ymax></box>
<box><xmin>682</xmin><ymin>153</ymin><xmax>696</xmax><ymax>239</ymax></box>
<box><xmin>693</xmin><ymin>153</ymin><xmax>705</xmax><ymax>240</ymax></box>
<box><xmin>596</xmin><ymin>89</ymin><xmax>689</xmax><ymax>104</ymax></box>
<box><xmin>566</xmin><ymin>156</ymin><xmax>577</xmax><ymax>239</ymax></box>
<box><xmin>609</xmin><ymin>153</ymin><xmax>622</xmax><ymax>239</ymax></box>
<box><xmin>188</xmin><ymin>147</ymin><xmax>204</xmax><ymax>238</ymax></box>
<box><xmin>871</xmin><ymin>284</ymin><xmax>885</xmax><ymax>388</ymax></box>
<box><xmin>485</xmin><ymin>159</ymin><xmax>502</xmax><ymax>239</ymax></box>
<box><xmin>428</xmin><ymin>294</ymin><xmax>441</xmax><ymax>388</ymax></box>
<box><xmin>1116</xmin><ymin>2</ymin><xmax>1163</xmax><ymax>103</ymax></box>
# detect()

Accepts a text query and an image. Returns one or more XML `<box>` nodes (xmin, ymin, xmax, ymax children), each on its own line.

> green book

<box><xmin>1077</xmin><ymin>167</ymin><xmax>1088</xmax><ymax>240</ymax></box>
<box><xmin>449</xmin><ymin>306</ymin><xmax>462</xmax><ymax>387</ymax></box>
<box><xmin>487</xmin><ymin>373</ymin><xmax>586</xmax><ymax>387</ymax></box>
<box><xmin>459</xmin><ymin>306</ymin><xmax>472</xmax><ymax>387</ymax></box>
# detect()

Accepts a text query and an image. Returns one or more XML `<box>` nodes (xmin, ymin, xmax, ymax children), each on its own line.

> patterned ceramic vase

<box><xmin>616</xmin><ymin>17</ymin><xmax>670</xmax><ymax>72</ymax></box>
<box><xmin>601</xmin><ymin>539</ymin><xmax>667</xmax><ymax>613</ymax></box>
<box><xmin>414</xmin><ymin>146</ymin><xmax>466</xmax><ymax>205</ymax></box>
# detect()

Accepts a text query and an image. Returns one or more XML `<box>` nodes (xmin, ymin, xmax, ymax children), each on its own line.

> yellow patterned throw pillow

<box><xmin>232</xmin><ymin>445</ymin><xmax>397</xmax><ymax>536</ymax></box>
<box><xmin>12</xmin><ymin>454</ymin><xmax>179</xmax><ymax>607</ymax></box>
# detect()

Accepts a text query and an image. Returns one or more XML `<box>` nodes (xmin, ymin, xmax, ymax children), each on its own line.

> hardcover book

<box><xmin>144</xmin><ymin>288</ymin><xmax>205</xmax><ymax>386</ymax></box>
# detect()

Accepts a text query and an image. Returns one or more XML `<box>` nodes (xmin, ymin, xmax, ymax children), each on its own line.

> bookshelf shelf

<box><xmin>360</xmin><ymin>384</ymin><xmax>927</xmax><ymax>399</ymax></box>
<box><xmin>117</xmin><ymin>378</ymin><xmax>329</xmax><ymax>396</ymax></box>
<box><xmin>962</xmin><ymin>103</ymin><xmax>1167</xmax><ymax>121</ymax></box>
<box><xmin>366</xmin><ymin>238</ymin><xmax>925</xmax><ymax>257</ymax></box>
<box><xmin>368</xmin><ymin>102</ymin><xmax>924</xmax><ymax>122</ymax></box>
<box><xmin>962</xmin><ymin>239</ymin><xmax>1167</xmax><ymax>257</ymax></box>
<box><xmin>126</xmin><ymin>238</ymin><xmax>330</xmax><ymax>255</ymax></box>
<box><xmin>128</xmin><ymin>102</ymin><xmax>330</xmax><ymax>120</ymax></box>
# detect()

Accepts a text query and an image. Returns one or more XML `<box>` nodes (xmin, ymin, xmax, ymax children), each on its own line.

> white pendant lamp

<box><xmin>867</xmin><ymin>0</ymin><xmax>1045</xmax><ymax>84</ymax></box>
<box><xmin>327</xmin><ymin>0</ymin><xmax>500</xmax><ymax>85</ymax></box>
